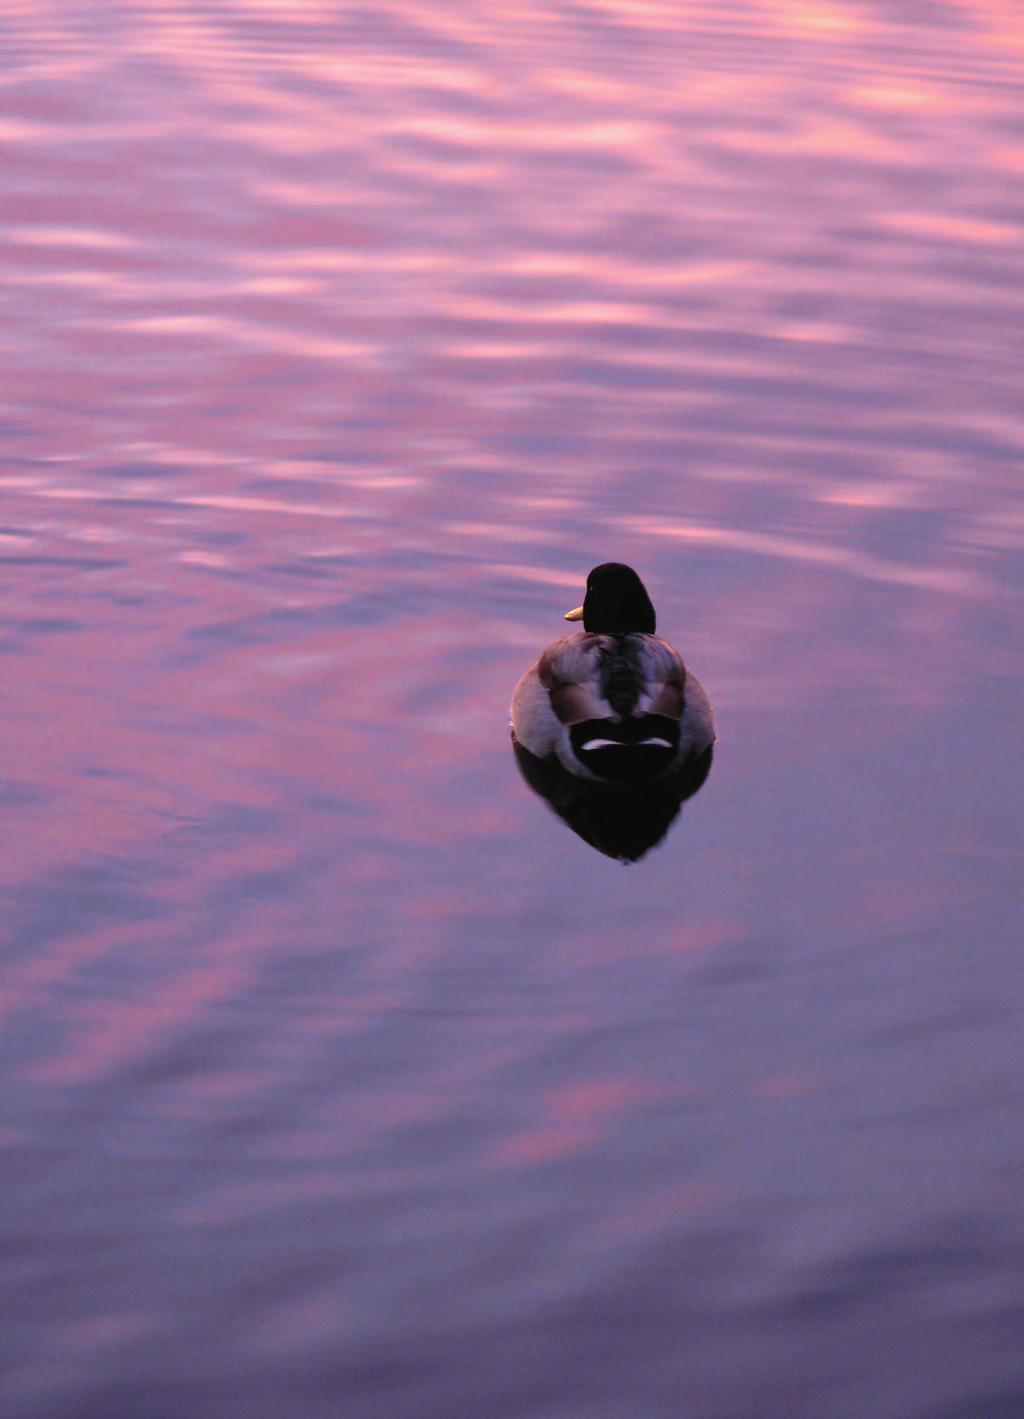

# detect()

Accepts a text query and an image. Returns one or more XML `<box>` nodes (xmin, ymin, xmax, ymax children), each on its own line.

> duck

<box><xmin>510</xmin><ymin>563</ymin><xmax>715</xmax><ymax>787</ymax></box>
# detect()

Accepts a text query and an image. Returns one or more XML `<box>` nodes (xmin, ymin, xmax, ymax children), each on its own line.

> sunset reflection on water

<box><xmin>1</xmin><ymin>3</ymin><xmax>1022</xmax><ymax>1417</ymax></box>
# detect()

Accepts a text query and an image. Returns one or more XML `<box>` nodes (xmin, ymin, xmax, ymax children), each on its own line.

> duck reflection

<box><xmin>510</xmin><ymin>564</ymin><xmax>715</xmax><ymax>862</ymax></box>
<box><xmin>512</xmin><ymin>735</ymin><xmax>713</xmax><ymax>862</ymax></box>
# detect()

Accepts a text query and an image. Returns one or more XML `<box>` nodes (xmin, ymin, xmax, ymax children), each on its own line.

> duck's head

<box><xmin>564</xmin><ymin>563</ymin><xmax>656</xmax><ymax>634</ymax></box>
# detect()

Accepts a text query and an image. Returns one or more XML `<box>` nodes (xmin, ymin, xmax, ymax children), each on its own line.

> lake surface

<box><xmin>1</xmin><ymin>3</ymin><xmax>1022</xmax><ymax>1416</ymax></box>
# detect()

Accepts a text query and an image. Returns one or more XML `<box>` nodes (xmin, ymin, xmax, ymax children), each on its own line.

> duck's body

<box><xmin>511</xmin><ymin>564</ymin><xmax>714</xmax><ymax>786</ymax></box>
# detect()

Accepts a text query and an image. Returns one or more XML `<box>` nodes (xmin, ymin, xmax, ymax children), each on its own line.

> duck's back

<box><xmin>512</xmin><ymin>631</ymin><xmax>712</xmax><ymax>784</ymax></box>
<box><xmin>538</xmin><ymin>632</ymin><xmax>685</xmax><ymax>725</ymax></box>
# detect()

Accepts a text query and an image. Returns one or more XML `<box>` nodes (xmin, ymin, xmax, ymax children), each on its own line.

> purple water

<box><xmin>1</xmin><ymin>3</ymin><xmax>1022</xmax><ymax>1416</ymax></box>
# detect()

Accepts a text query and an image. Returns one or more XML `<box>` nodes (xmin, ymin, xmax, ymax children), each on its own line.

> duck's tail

<box><xmin>568</xmin><ymin>715</ymin><xmax>680</xmax><ymax>783</ymax></box>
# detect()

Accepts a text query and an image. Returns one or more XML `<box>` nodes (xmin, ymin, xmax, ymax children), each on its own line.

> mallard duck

<box><xmin>511</xmin><ymin>563</ymin><xmax>715</xmax><ymax>786</ymax></box>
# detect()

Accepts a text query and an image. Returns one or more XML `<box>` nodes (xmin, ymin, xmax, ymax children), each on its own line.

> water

<box><xmin>1</xmin><ymin>3</ymin><xmax>1022</xmax><ymax>1416</ymax></box>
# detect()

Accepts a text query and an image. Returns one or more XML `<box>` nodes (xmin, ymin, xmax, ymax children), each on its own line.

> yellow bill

<box><xmin>563</xmin><ymin>606</ymin><xmax>585</xmax><ymax>621</ymax></box>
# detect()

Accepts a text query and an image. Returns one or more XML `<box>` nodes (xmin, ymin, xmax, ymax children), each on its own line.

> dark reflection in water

<box><xmin>1</xmin><ymin>1</ymin><xmax>1023</xmax><ymax>1418</ymax></box>
<box><xmin>512</xmin><ymin>736</ymin><xmax>713</xmax><ymax>861</ymax></box>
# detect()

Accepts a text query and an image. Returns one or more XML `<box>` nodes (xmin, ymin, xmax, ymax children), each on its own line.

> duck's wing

<box><xmin>633</xmin><ymin>634</ymin><xmax>687</xmax><ymax>719</ymax></box>
<box><xmin>538</xmin><ymin>633</ymin><xmax>686</xmax><ymax>725</ymax></box>
<box><xmin>537</xmin><ymin>634</ymin><xmax>607</xmax><ymax>725</ymax></box>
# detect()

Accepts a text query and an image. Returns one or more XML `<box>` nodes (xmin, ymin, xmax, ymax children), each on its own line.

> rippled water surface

<box><xmin>2</xmin><ymin>3</ymin><xmax>1022</xmax><ymax>1416</ymax></box>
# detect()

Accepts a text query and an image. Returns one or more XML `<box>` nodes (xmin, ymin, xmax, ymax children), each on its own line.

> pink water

<box><xmin>1</xmin><ymin>3</ymin><xmax>1022</xmax><ymax>1417</ymax></box>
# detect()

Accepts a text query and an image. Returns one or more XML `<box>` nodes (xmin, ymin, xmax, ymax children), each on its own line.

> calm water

<box><xmin>2</xmin><ymin>3</ymin><xmax>1022</xmax><ymax>1416</ymax></box>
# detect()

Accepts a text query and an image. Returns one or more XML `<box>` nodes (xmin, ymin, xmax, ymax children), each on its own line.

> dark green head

<box><xmin>564</xmin><ymin>563</ymin><xmax>657</xmax><ymax>634</ymax></box>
